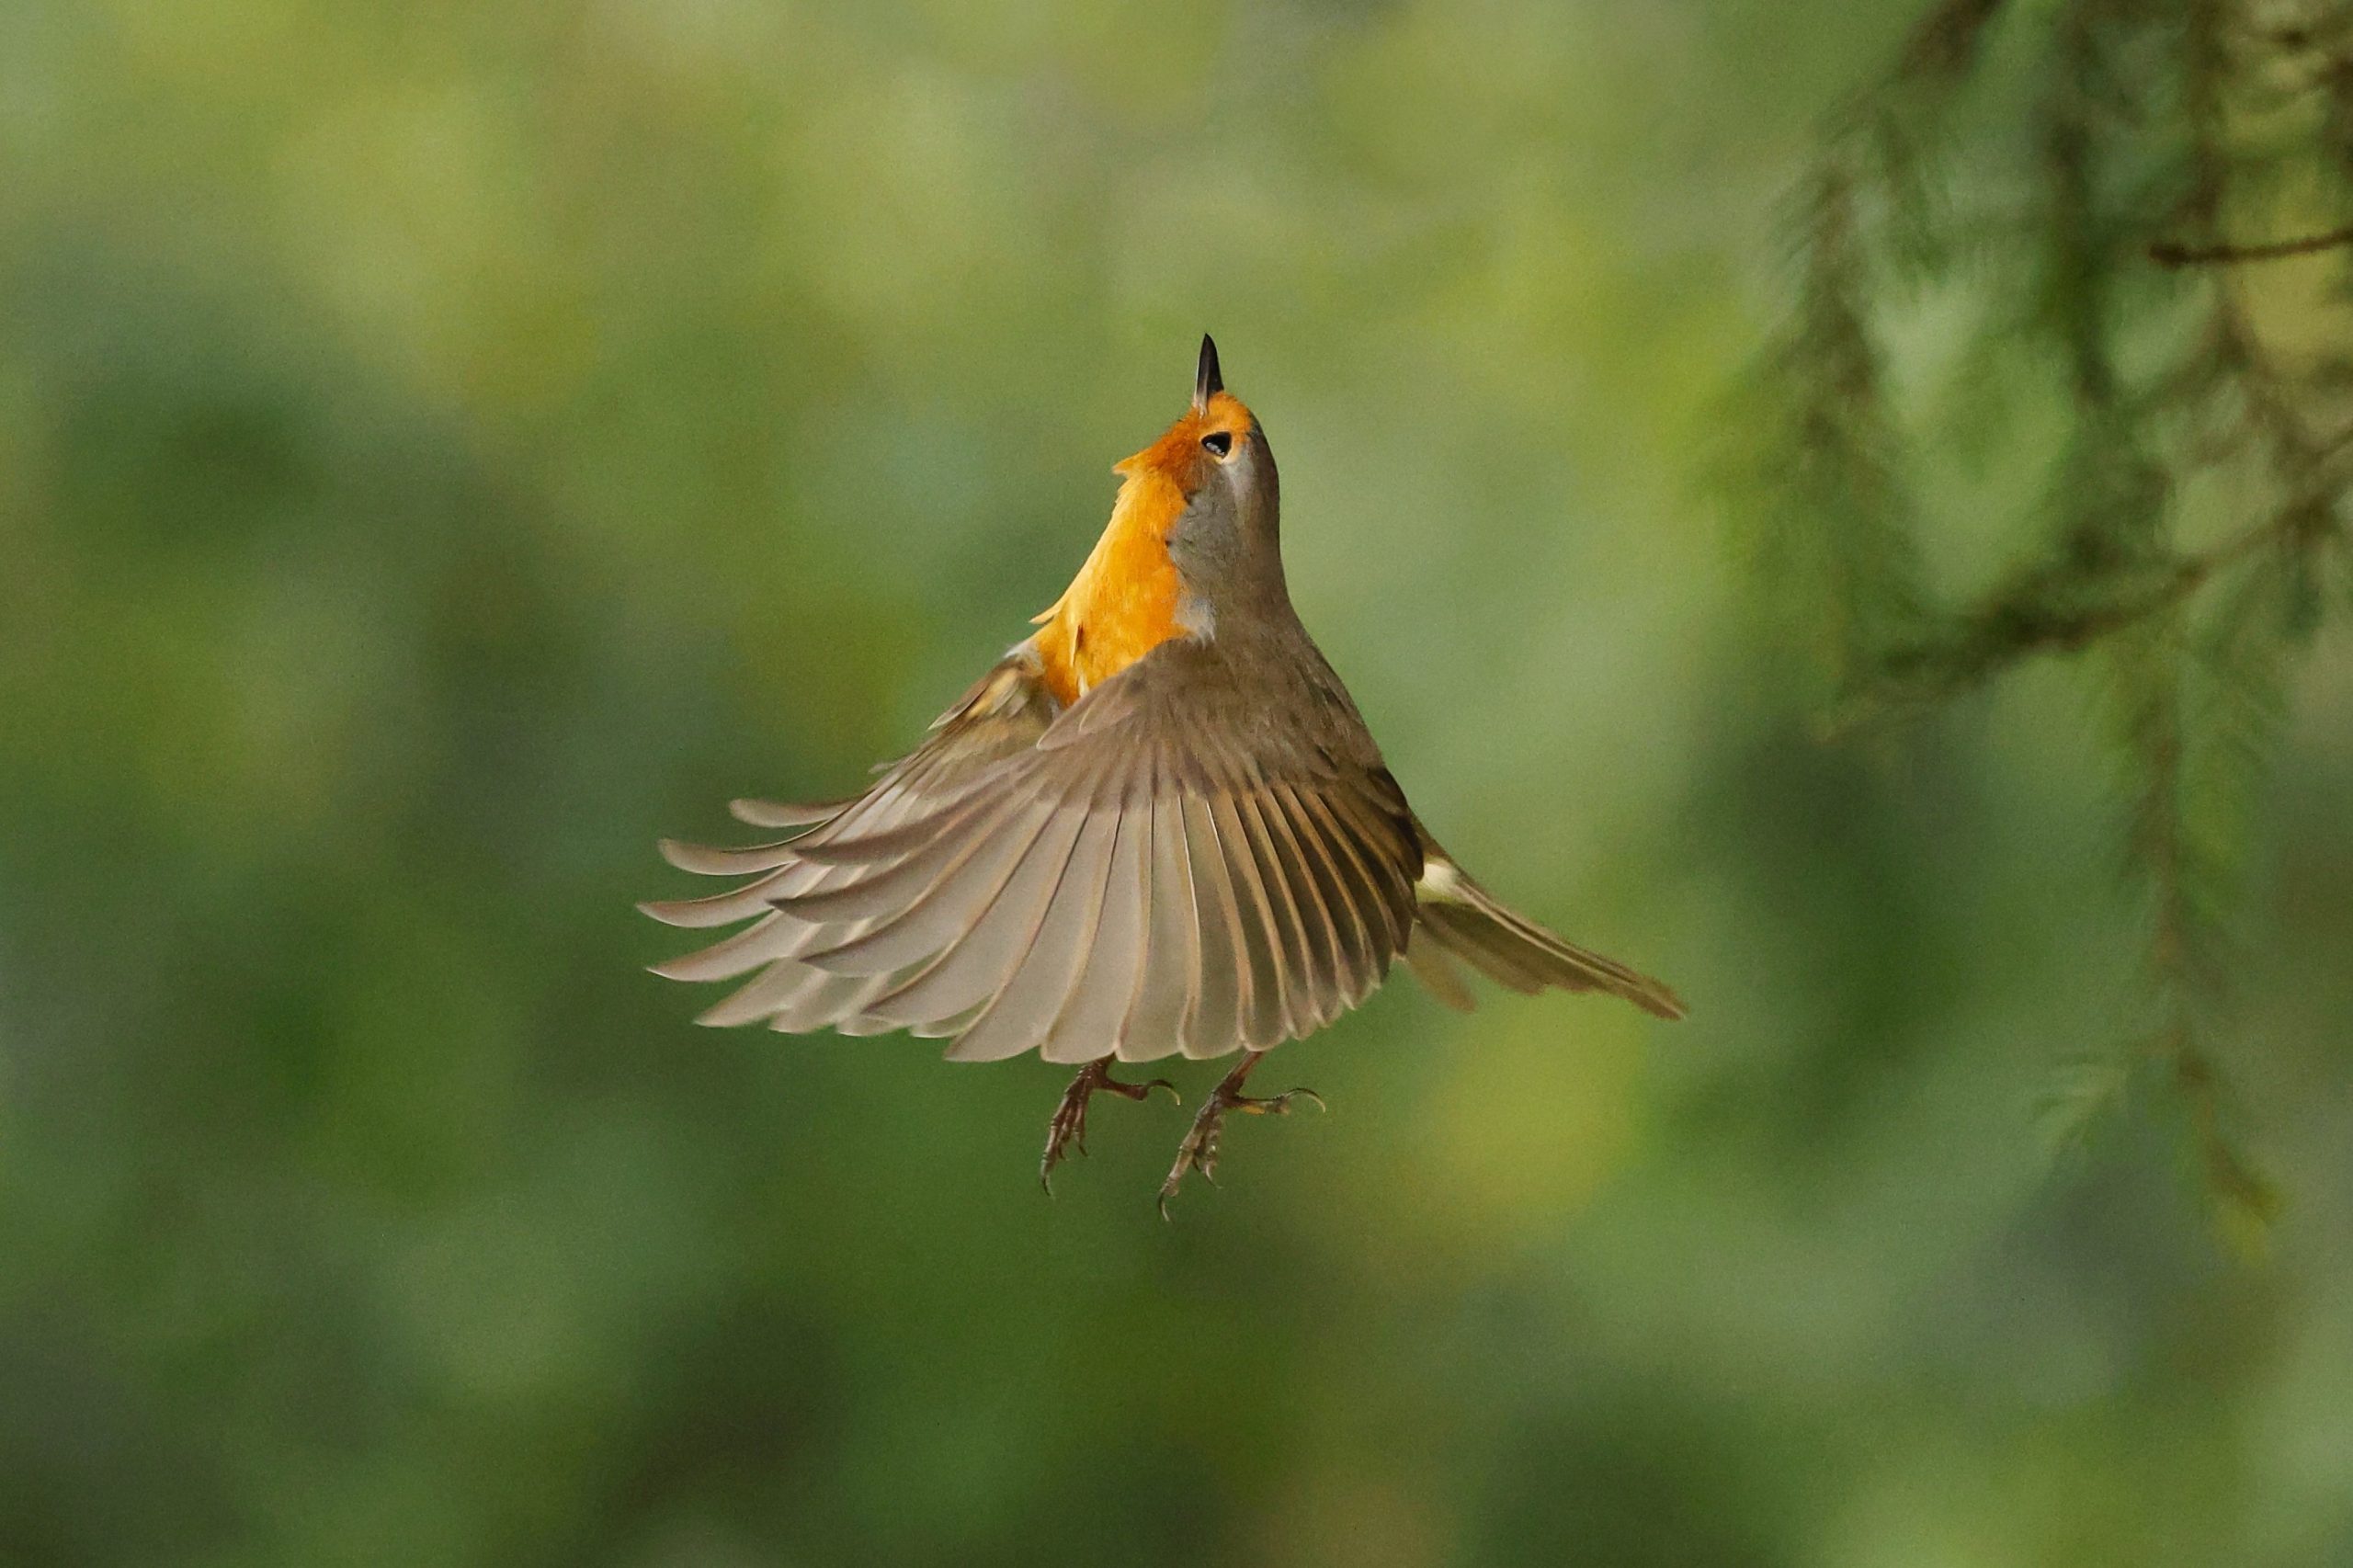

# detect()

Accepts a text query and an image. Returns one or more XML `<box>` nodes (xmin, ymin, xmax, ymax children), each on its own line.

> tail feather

<box><xmin>1411</xmin><ymin>844</ymin><xmax>1686</xmax><ymax>1022</ymax></box>
<box><xmin>1401</xmin><ymin>927</ymin><xmax>1479</xmax><ymax>1013</ymax></box>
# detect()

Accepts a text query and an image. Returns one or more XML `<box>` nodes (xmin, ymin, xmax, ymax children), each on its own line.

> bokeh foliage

<box><xmin>3</xmin><ymin>2</ymin><xmax>2351</xmax><ymax>1565</ymax></box>
<box><xmin>1750</xmin><ymin>0</ymin><xmax>2353</xmax><ymax>1248</ymax></box>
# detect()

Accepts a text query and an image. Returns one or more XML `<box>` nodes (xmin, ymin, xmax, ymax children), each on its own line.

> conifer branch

<box><xmin>1893</xmin><ymin>0</ymin><xmax>2011</xmax><ymax>88</ymax></box>
<box><xmin>2150</xmin><ymin>225</ymin><xmax>2353</xmax><ymax>267</ymax></box>
<box><xmin>1750</xmin><ymin>0</ymin><xmax>2353</xmax><ymax>1243</ymax></box>
<box><xmin>1831</xmin><ymin>494</ymin><xmax>2339</xmax><ymax>728</ymax></box>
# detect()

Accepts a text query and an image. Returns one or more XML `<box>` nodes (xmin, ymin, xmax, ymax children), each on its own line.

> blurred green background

<box><xmin>6</xmin><ymin>2</ymin><xmax>2353</xmax><ymax>1564</ymax></box>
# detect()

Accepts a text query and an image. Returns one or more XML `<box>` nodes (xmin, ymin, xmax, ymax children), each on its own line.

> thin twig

<box><xmin>2150</xmin><ymin>225</ymin><xmax>2353</xmax><ymax>266</ymax></box>
<box><xmin>1824</xmin><ymin>495</ymin><xmax>2338</xmax><ymax>735</ymax></box>
<box><xmin>1895</xmin><ymin>0</ymin><xmax>2011</xmax><ymax>84</ymax></box>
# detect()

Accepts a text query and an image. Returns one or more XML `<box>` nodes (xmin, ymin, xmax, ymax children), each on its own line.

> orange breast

<box><xmin>1032</xmin><ymin>391</ymin><xmax>1255</xmax><ymax>708</ymax></box>
<box><xmin>1032</xmin><ymin>464</ymin><xmax>1188</xmax><ymax>707</ymax></box>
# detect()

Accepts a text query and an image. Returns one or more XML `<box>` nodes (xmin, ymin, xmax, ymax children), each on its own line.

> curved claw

<box><xmin>1043</xmin><ymin>1061</ymin><xmax>1176</xmax><ymax>1197</ymax></box>
<box><xmin>1154</xmin><ymin>1052</ymin><xmax>1323</xmax><ymax>1215</ymax></box>
<box><xmin>1039</xmin><ymin>1145</ymin><xmax>1089</xmax><ymax>1198</ymax></box>
<box><xmin>1040</xmin><ymin>1131</ymin><xmax>1082</xmax><ymax>1196</ymax></box>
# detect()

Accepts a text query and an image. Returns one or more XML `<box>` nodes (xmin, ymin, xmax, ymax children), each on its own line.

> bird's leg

<box><xmin>1156</xmin><ymin>1051</ymin><xmax>1325</xmax><ymax>1218</ymax></box>
<box><xmin>1040</xmin><ymin>1059</ymin><xmax>1178</xmax><ymax>1193</ymax></box>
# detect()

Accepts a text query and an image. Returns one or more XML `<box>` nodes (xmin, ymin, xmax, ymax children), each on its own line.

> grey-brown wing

<box><xmin>642</xmin><ymin>637</ymin><xmax>1424</xmax><ymax>1062</ymax></box>
<box><xmin>639</xmin><ymin>644</ymin><xmax>1064</xmax><ymax>1030</ymax></box>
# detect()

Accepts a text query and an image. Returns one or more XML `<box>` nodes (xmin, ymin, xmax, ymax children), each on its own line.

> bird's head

<box><xmin>1115</xmin><ymin>335</ymin><xmax>1283</xmax><ymax>601</ymax></box>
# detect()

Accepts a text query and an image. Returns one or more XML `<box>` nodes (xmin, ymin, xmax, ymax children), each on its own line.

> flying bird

<box><xmin>643</xmin><ymin>337</ymin><xmax>1684</xmax><ymax>1212</ymax></box>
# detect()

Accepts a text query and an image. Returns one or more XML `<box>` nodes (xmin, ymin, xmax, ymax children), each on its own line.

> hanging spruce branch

<box><xmin>1749</xmin><ymin>0</ymin><xmax>2353</xmax><ymax>1247</ymax></box>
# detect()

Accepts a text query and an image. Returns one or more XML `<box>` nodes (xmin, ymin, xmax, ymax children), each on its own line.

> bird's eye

<box><xmin>1200</xmin><ymin>430</ymin><xmax>1233</xmax><ymax>458</ymax></box>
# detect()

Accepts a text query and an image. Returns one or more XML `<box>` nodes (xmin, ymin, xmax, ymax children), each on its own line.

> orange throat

<box><xmin>1030</xmin><ymin>465</ymin><xmax>1188</xmax><ymax>707</ymax></box>
<box><xmin>1030</xmin><ymin>390</ymin><xmax>1255</xmax><ymax>708</ymax></box>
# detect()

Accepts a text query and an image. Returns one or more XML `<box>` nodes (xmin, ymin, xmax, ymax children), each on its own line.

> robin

<box><xmin>644</xmin><ymin>337</ymin><xmax>1684</xmax><ymax>1213</ymax></box>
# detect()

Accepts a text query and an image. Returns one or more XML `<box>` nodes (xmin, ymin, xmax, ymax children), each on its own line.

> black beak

<box><xmin>1193</xmin><ymin>334</ymin><xmax>1222</xmax><ymax>410</ymax></box>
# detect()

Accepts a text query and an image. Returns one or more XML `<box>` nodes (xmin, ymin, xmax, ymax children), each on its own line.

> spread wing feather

<box><xmin>1174</xmin><ymin>792</ymin><xmax>1252</xmax><ymax>1059</ymax></box>
<box><xmin>1270</xmin><ymin>783</ymin><xmax>1375</xmax><ymax>1009</ymax></box>
<box><xmin>1115</xmin><ymin>790</ymin><xmax>1199</xmax><ymax>1062</ymax></box>
<box><xmin>648</xmin><ymin>633</ymin><xmax>1682</xmax><ymax>1052</ymax></box>
<box><xmin>728</xmin><ymin>795</ymin><xmax>858</xmax><ymax>828</ymax></box>
<box><xmin>645</xmin><ymin>638</ymin><xmax>1425</xmax><ymax>1061</ymax></box>
<box><xmin>1038</xmin><ymin>768</ymin><xmax>1153</xmax><ymax>1065</ymax></box>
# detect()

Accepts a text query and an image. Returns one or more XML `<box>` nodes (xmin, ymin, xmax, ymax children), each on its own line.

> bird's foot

<box><xmin>1040</xmin><ymin>1060</ymin><xmax>1178</xmax><ymax>1193</ymax></box>
<box><xmin>1156</xmin><ymin>1051</ymin><xmax>1324</xmax><ymax>1218</ymax></box>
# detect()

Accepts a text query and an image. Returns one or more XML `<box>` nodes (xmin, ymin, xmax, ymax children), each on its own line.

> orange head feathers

<box><xmin>1031</xmin><ymin>336</ymin><xmax>1262</xmax><ymax>705</ymax></box>
<box><xmin>1116</xmin><ymin>334</ymin><xmax>1258</xmax><ymax>500</ymax></box>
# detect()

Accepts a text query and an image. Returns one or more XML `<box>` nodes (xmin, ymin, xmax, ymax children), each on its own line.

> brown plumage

<box><xmin>644</xmin><ymin>336</ymin><xmax>1684</xmax><ymax>1210</ymax></box>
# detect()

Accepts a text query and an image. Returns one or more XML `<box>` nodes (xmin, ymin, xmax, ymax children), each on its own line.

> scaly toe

<box><xmin>1156</xmin><ymin>1110</ymin><xmax>1227</xmax><ymax>1217</ymax></box>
